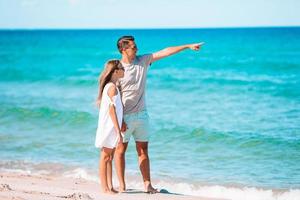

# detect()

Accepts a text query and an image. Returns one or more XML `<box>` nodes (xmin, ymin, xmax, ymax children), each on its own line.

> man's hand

<box><xmin>189</xmin><ymin>42</ymin><xmax>204</xmax><ymax>51</ymax></box>
<box><xmin>121</xmin><ymin>121</ymin><xmax>127</xmax><ymax>132</ymax></box>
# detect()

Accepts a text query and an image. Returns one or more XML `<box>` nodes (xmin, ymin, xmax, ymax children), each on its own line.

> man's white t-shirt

<box><xmin>119</xmin><ymin>54</ymin><xmax>152</xmax><ymax>115</ymax></box>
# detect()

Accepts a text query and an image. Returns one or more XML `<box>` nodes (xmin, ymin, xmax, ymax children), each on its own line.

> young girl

<box><xmin>95</xmin><ymin>59</ymin><xmax>124</xmax><ymax>194</ymax></box>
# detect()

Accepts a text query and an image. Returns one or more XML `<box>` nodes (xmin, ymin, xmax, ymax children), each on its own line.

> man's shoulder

<box><xmin>136</xmin><ymin>54</ymin><xmax>151</xmax><ymax>60</ymax></box>
<box><xmin>135</xmin><ymin>54</ymin><xmax>153</xmax><ymax>66</ymax></box>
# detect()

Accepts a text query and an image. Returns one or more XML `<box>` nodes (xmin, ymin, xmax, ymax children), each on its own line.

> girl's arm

<box><xmin>117</xmin><ymin>83</ymin><xmax>127</xmax><ymax>132</ymax></box>
<box><xmin>107</xmin><ymin>85</ymin><xmax>122</xmax><ymax>139</ymax></box>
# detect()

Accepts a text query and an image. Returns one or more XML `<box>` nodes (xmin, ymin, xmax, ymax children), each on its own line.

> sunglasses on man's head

<box><xmin>126</xmin><ymin>45</ymin><xmax>137</xmax><ymax>50</ymax></box>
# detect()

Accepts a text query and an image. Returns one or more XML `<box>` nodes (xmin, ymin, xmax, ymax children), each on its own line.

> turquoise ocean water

<box><xmin>0</xmin><ymin>28</ymin><xmax>300</xmax><ymax>199</ymax></box>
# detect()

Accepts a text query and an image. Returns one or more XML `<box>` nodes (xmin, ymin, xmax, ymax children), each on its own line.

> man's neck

<box><xmin>121</xmin><ymin>55</ymin><xmax>135</xmax><ymax>64</ymax></box>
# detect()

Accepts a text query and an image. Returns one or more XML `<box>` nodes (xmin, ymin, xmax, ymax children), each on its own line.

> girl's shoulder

<box><xmin>104</xmin><ymin>82</ymin><xmax>116</xmax><ymax>90</ymax></box>
<box><xmin>105</xmin><ymin>82</ymin><xmax>118</xmax><ymax>97</ymax></box>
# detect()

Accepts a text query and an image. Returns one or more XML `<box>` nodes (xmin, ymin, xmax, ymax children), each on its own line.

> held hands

<box><xmin>188</xmin><ymin>42</ymin><xmax>204</xmax><ymax>51</ymax></box>
<box><xmin>121</xmin><ymin>121</ymin><xmax>127</xmax><ymax>132</ymax></box>
<box><xmin>118</xmin><ymin>132</ymin><xmax>124</xmax><ymax>145</ymax></box>
<box><xmin>117</xmin><ymin>121</ymin><xmax>127</xmax><ymax>145</ymax></box>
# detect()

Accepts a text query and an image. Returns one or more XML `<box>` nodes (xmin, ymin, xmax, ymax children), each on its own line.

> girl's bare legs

<box><xmin>114</xmin><ymin>142</ymin><xmax>129</xmax><ymax>192</ymax></box>
<box><xmin>107</xmin><ymin>150</ymin><xmax>118</xmax><ymax>193</ymax></box>
<box><xmin>99</xmin><ymin>147</ymin><xmax>117</xmax><ymax>194</ymax></box>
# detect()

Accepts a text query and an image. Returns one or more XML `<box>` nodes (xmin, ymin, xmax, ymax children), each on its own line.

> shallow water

<box><xmin>1</xmin><ymin>28</ymin><xmax>300</xmax><ymax>196</ymax></box>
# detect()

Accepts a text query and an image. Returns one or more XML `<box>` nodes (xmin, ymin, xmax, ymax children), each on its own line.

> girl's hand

<box><xmin>118</xmin><ymin>133</ymin><xmax>123</xmax><ymax>145</ymax></box>
<box><xmin>121</xmin><ymin>121</ymin><xmax>127</xmax><ymax>132</ymax></box>
<box><xmin>95</xmin><ymin>100</ymin><xmax>101</xmax><ymax>108</ymax></box>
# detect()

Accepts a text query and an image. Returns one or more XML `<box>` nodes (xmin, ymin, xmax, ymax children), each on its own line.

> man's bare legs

<box><xmin>136</xmin><ymin>141</ymin><xmax>158</xmax><ymax>193</ymax></box>
<box><xmin>114</xmin><ymin>142</ymin><xmax>128</xmax><ymax>192</ymax></box>
<box><xmin>115</xmin><ymin>141</ymin><xmax>157</xmax><ymax>193</ymax></box>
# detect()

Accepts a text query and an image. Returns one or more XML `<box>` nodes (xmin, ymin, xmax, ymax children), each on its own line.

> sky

<box><xmin>0</xmin><ymin>0</ymin><xmax>300</xmax><ymax>29</ymax></box>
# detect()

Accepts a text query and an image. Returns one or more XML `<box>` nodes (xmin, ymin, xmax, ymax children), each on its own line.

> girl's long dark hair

<box><xmin>96</xmin><ymin>59</ymin><xmax>122</xmax><ymax>107</ymax></box>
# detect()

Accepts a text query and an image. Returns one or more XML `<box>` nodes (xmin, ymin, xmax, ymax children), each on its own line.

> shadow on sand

<box><xmin>122</xmin><ymin>188</ymin><xmax>181</xmax><ymax>196</ymax></box>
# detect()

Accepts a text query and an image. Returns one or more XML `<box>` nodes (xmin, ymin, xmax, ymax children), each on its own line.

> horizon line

<box><xmin>0</xmin><ymin>25</ymin><xmax>299</xmax><ymax>31</ymax></box>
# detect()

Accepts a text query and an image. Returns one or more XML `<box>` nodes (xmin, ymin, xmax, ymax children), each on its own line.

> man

<box><xmin>114</xmin><ymin>36</ymin><xmax>203</xmax><ymax>193</ymax></box>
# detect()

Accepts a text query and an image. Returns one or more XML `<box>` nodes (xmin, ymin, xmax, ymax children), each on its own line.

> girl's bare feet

<box><xmin>118</xmin><ymin>187</ymin><xmax>126</xmax><ymax>193</ymax></box>
<box><xmin>102</xmin><ymin>187</ymin><xmax>118</xmax><ymax>194</ymax></box>
<box><xmin>118</xmin><ymin>184</ymin><xmax>126</xmax><ymax>193</ymax></box>
<box><xmin>110</xmin><ymin>188</ymin><xmax>118</xmax><ymax>194</ymax></box>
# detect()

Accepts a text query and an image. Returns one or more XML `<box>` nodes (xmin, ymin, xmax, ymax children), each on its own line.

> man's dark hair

<box><xmin>117</xmin><ymin>36</ymin><xmax>135</xmax><ymax>53</ymax></box>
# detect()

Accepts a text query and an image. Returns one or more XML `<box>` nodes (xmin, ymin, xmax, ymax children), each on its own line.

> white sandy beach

<box><xmin>0</xmin><ymin>172</ymin><xmax>227</xmax><ymax>200</ymax></box>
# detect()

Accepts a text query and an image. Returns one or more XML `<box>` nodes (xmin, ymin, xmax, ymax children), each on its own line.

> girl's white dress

<box><xmin>95</xmin><ymin>82</ymin><xmax>123</xmax><ymax>149</ymax></box>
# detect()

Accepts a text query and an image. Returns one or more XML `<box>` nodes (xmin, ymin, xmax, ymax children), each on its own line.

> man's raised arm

<box><xmin>151</xmin><ymin>42</ymin><xmax>204</xmax><ymax>63</ymax></box>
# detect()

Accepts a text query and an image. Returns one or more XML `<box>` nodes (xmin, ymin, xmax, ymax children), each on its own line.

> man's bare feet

<box><xmin>145</xmin><ymin>183</ymin><xmax>159</xmax><ymax>194</ymax></box>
